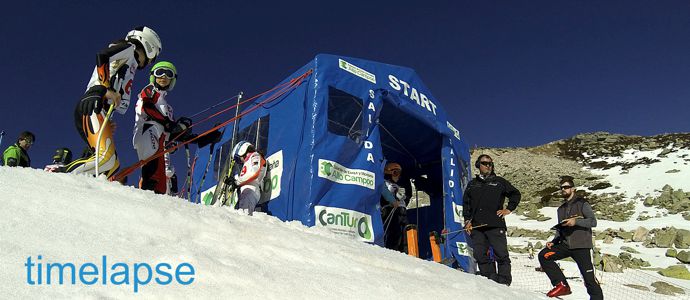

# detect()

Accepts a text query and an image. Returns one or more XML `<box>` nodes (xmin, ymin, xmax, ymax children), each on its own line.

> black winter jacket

<box><xmin>462</xmin><ymin>174</ymin><xmax>521</xmax><ymax>228</ymax></box>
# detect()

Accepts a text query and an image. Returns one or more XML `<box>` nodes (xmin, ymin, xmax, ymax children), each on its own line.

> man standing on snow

<box><xmin>539</xmin><ymin>176</ymin><xmax>603</xmax><ymax>299</ymax></box>
<box><xmin>2</xmin><ymin>131</ymin><xmax>35</xmax><ymax>167</ymax></box>
<box><xmin>462</xmin><ymin>154</ymin><xmax>520</xmax><ymax>286</ymax></box>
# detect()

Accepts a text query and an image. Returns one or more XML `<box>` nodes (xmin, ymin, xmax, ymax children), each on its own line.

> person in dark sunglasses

<box><xmin>539</xmin><ymin>176</ymin><xmax>602</xmax><ymax>299</ymax></box>
<box><xmin>462</xmin><ymin>154</ymin><xmax>521</xmax><ymax>286</ymax></box>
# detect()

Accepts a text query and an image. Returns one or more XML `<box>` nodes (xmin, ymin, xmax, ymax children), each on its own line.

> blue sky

<box><xmin>1</xmin><ymin>1</ymin><xmax>689</xmax><ymax>171</ymax></box>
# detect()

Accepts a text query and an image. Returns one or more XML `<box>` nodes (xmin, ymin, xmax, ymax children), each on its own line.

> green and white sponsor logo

<box><xmin>315</xmin><ymin>205</ymin><xmax>374</xmax><ymax>242</ymax></box>
<box><xmin>447</xmin><ymin>121</ymin><xmax>461</xmax><ymax>140</ymax></box>
<box><xmin>318</xmin><ymin>159</ymin><xmax>375</xmax><ymax>190</ymax></box>
<box><xmin>339</xmin><ymin>59</ymin><xmax>376</xmax><ymax>84</ymax></box>
<box><xmin>265</xmin><ymin>150</ymin><xmax>284</xmax><ymax>201</ymax></box>
<box><xmin>456</xmin><ymin>242</ymin><xmax>470</xmax><ymax>256</ymax></box>
<box><xmin>201</xmin><ymin>186</ymin><xmax>215</xmax><ymax>205</ymax></box>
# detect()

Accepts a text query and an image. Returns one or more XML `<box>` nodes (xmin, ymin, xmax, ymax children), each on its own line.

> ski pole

<box><xmin>0</xmin><ymin>130</ymin><xmax>5</xmax><ymax>149</ymax></box>
<box><xmin>95</xmin><ymin>105</ymin><xmax>115</xmax><ymax>176</ymax></box>
<box><xmin>211</xmin><ymin>91</ymin><xmax>243</xmax><ymax>206</ymax></box>
<box><xmin>183</xmin><ymin>144</ymin><xmax>191</xmax><ymax>200</ymax></box>
<box><xmin>441</xmin><ymin>224</ymin><xmax>488</xmax><ymax>236</ymax></box>
<box><xmin>188</xmin><ymin>95</ymin><xmax>240</xmax><ymax>119</ymax></box>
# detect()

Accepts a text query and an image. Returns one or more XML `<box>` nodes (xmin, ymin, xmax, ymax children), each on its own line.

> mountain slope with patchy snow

<box><xmin>476</xmin><ymin>132</ymin><xmax>690</xmax><ymax>299</ymax></box>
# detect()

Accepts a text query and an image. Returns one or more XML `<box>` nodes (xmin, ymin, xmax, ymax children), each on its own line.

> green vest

<box><xmin>2</xmin><ymin>143</ymin><xmax>31</xmax><ymax>167</ymax></box>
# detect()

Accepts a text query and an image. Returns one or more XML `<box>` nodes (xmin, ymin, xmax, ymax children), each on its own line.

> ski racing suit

<box><xmin>133</xmin><ymin>84</ymin><xmax>176</xmax><ymax>195</ymax></box>
<box><xmin>66</xmin><ymin>40</ymin><xmax>139</xmax><ymax>178</ymax></box>
<box><xmin>234</xmin><ymin>151</ymin><xmax>266</xmax><ymax>215</ymax></box>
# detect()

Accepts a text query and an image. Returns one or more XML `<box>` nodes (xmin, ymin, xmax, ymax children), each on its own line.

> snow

<box><xmin>0</xmin><ymin>167</ymin><xmax>542</xmax><ymax>299</ymax></box>
<box><xmin>587</xmin><ymin>148</ymin><xmax>690</xmax><ymax>198</ymax></box>
<box><xmin>2</xmin><ymin>145</ymin><xmax>689</xmax><ymax>299</ymax></box>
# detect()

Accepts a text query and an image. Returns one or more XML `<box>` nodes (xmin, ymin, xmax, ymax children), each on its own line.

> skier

<box><xmin>2</xmin><ymin>131</ymin><xmax>35</xmax><ymax>167</ymax></box>
<box><xmin>44</xmin><ymin>148</ymin><xmax>73</xmax><ymax>173</ymax></box>
<box><xmin>224</xmin><ymin>141</ymin><xmax>266</xmax><ymax>215</ymax></box>
<box><xmin>380</xmin><ymin>162</ymin><xmax>409</xmax><ymax>252</ymax></box>
<box><xmin>133</xmin><ymin>61</ymin><xmax>221</xmax><ymax>195</ymax></box>
<box><xmin>66</xmin><ymin>26</ymin><xmax>162</xmax><ymax>178</ymax></box>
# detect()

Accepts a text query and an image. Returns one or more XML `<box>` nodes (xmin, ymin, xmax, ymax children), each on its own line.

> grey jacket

<box><xmin>552</xmin><ymin>197</ymin><xmax>597</xmax><ymax>249</ymax></box>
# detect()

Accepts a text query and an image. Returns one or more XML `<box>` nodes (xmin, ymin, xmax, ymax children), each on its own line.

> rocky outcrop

<box><xmin>651</xmin><ymin>281</ymin><xmax>686</xmax><ymax>296</ymax></box>
<box><xmin>666</xmin><ymin>248</ymin><xmax>677</xmax><ymax>258</ymax></box>
<box><xmin>675</xmin><ymin>229</ymin><xmax>690</xmax><ymax>249</ymax></box>
<box><xmin>676</xmin><ymin>250</ymin><xmax>690</xmax><ymax>263</ymax></box>
<box><xmin>658</xmin><ymin>265</ymin><xmax>690</xmax><ymax>280</ymax></box>
<box><xmin>632</xmin><ymin>226</ymin><xmax>649</xmax><ymax>242</ymax></box>
<box><xmin>532</xmin><ymin>132</ymin><xmax>690</xmax><ymax>168</ymax></box>
<box><xmin>507</xmin><ymin>227</ymin><xmax>552</xmax><ymax>240</ymax></box>
<box><xmin>644</xmin><ymin>227</ymin><xmax>678</xmax><ymax>248</ymax></box>
<box><xmin>593</xmin><ymin>248</ymin><xmax>651</xmax><ymax>272</ymax></box>
<box><xmin>643</xmin><ymin>185</ymin><xmax>690</xmax><ymax>214</ymax></box>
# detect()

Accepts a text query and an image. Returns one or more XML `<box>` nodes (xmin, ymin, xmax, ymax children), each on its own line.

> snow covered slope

<box><xmin>0</xmin><ymin>167</ymin><xmax>541</xmax><ymax>299</ymax></box>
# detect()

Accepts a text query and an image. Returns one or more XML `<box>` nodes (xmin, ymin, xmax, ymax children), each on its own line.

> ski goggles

<box><xmin>152</xmin><ymin>68</ymin><xmax>175</xmax><ymax>78</ymax></box>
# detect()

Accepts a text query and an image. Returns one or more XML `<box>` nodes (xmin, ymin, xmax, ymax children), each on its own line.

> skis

<box><xmin>210</xmin><ymin>92</ymin><xmax>243</xmax><ymax>207</ymax></box>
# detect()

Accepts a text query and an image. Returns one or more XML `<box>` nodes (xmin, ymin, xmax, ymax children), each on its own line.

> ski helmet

<box><xmin>126</xmin><ymin>26</ymin><xmax>162</xmax><ymax>62</ymax></box>
<box><xmin>52</xmin><ymin>148</ymin><xmax>72</xmax><ymax>164</ymax></box>
<box><xmin>150</xmin><ymin>61</ymin><xmax>178</xmax><ymax>91</ymax></box>
<box><xmin>232</xmin><ymin>141</ymin><xmax>255</xmax><ymax>160</ymax></box>
<box><xmin>384</xmin><ymin>162</ymin><xmax>402</xmax><ymax>175</ymax></box>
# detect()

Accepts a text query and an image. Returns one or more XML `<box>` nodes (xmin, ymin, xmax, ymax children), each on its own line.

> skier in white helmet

<box><xmin>225</xmin><ymin>141</ymin><xmax>266</xmax><ymax>215</ymax></box>
<box><xmin>67</xmin><ymin>26</ymin><xmax>162</xmax><ymax>179</ymax></box>
<box><xmin>133</xmin><ymin>61</ymin><xmax>221</xmax><ymax>195</ymax></box>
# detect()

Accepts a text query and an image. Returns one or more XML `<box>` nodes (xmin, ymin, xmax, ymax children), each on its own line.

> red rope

<box><xmin>110</xmin><ymin>69</ymin><xmax>313</xmax><ymax>183</ymax></box>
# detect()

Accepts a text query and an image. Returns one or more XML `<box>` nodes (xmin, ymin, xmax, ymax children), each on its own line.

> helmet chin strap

<box><xmin>153</xmin><ymin>81</ymin><xmax>169</xmax><ymax>90</ymax></box>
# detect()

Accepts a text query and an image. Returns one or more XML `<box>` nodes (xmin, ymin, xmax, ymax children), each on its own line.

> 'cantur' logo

<box><xmin>315</xmin><ymin>206</ymin><xmax>374</xmax><ymax>242</ymax></box>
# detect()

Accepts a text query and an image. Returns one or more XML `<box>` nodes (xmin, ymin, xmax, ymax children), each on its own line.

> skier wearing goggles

<box><xmin>133</xmin><ymin>61</ymin><xmax>221</xmax><ymax>195</ymax></box>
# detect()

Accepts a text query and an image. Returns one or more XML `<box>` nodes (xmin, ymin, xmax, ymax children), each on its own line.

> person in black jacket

<box><xmin>462</xmin><ymin>154</ymin><xmax>521</xmax><ymax>285</ymax></box>
<box><xmin>539</xmin><ymin>176</ymin><xmax>603</xmax><ymax>299</ymax></box>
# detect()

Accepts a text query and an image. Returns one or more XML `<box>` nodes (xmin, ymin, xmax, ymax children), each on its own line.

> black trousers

<box><xmin>538</xmin><ymin>243</ymin><xmax>603</xmax><ymax>300</ymax></box>
<box><xmin>382</xmin><ymin>206</ymin><xmax>408</xmax><ymax>252</ymax></box>
<box><xmin>470</xmin><ymin>227</ymin><xmax>511</xmax><ymax>285</ymax></box>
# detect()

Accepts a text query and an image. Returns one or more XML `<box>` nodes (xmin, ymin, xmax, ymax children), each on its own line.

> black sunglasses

<box><xmin>560</xmin><ymin>185</ymin><xmax>573</xmax><ymax>190</ymax></box>
<box><xmin>480</xmin><ymin>161</ymin><xmax>494</xmax><ymax>167</ymax></box>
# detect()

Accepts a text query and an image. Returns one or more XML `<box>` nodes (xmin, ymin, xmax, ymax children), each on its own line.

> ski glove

<box><xmin>169</xmin><ymin>117</ymin><xmax>194</xmax><ymax>141</ymax></box>
<box><xmin>194</xmin><ymin>129</ymin><xmax>223</xmax><ymax>148</ymax></box>
<box><xmin>80</xmin><ymin>85</ymin><xmax>108</xmax><ymax>115</ymax></box>
<box><xmin>223</xmin><ymin>176</ymin><xmax>238</xmax><ymax>191</ymax></box>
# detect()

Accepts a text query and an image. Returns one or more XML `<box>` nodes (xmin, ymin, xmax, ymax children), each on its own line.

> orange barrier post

<box><xmin>406</xmin><ymin>225</ymin><xmax>419</xmax><ymax>258</ymax></box>
<box><xmin>429</xmin><ymin>231</ymin><xmax>442</xmax><ymax>263</ymax></box>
